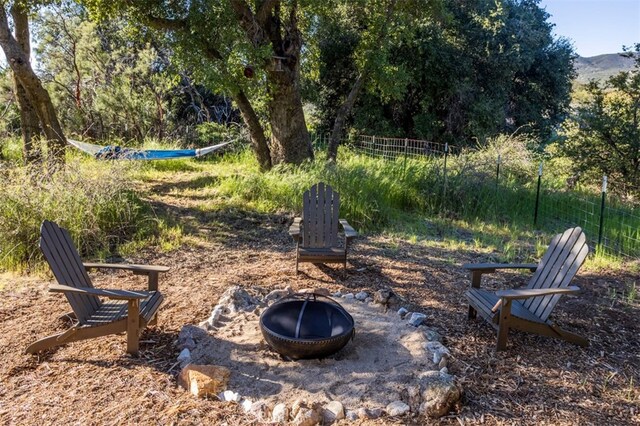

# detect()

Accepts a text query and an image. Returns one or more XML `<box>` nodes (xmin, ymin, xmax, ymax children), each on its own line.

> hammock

<box><xmin>68</xmin><ymin>139</ymin><xmax>231</xmax><ymax>160</ymax></box>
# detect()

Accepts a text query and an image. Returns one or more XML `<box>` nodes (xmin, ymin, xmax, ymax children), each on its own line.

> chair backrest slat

<box><xmin>39</xmin><ymin>221</ymin><xmax>101</xmax><ymax>323</ymax></box>
<box><xmin>523</xmin><ymin>227</ymin><xmax>589</xmax><ymax>321</ymax></box>
<box><xmin>301</xmin><ymin>183</ymin><xmax>340</xmax><ymax>248</ymax></box>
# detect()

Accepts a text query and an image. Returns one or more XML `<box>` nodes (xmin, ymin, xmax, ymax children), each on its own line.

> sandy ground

<box><xmin>190</xmin><ymin>295</ymin><xmax>439</xmax><ymax>410</ymax></box>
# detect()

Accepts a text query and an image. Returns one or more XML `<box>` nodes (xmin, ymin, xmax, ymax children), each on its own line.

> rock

<box><xmin>386</xmin><ymin>401</ymin><xmax>410</xmax><ymax>417</ymax></box>
<box><xmin>355</xmin><ymin>291</ymin><xmax>368</xmax><ymax>301</ymax></box>
<box><xmin>179</xmin><ymin>337</ymin><xmax>196</xmax><ymax>351</ymax></box>
<box><xmin>440</xmin><ymin>367</ymin><xmax>448</xmax><ymax>374</ymax></box>
<box><xmin>177</xmin><ymin>325</ymin><xmax>209</xmax><ymax>348</ymax></box>
<box><xmin>408</xmin><ymin>312</ymin><xmax>427</xmax><ymax>327</ymax></box>
<box><xmin>418</xmin><ymin>371</ymin><xmax>462</xmax><ymax>418</ymax></box>
<box><xmin>241</xmin><ymin>398</ymin><xmax>253</xmax><ymax>412</ymax></box>
<box><xmin>272</xmin><ymin>403</ymin><xmax>289</xmax><ymax>422</ymax></box>
<box><xmin>356</xmin><ymin>267</ymin><xmax>367</xmax><ymax>272</ymax></box>
<box><xmin>357</xmin><ymin>407</ymin><xmax>383</xmax><ymax>419</ymax></box>
<box><xmin>216</xmin><ymin>286</ymin><xmax>259</xmax><ymax>314</ymax></box>
<box><xmin>322</xmin><ymin>400</ymin><xmax>345</xmax><ymax>423</ymax></box>
<box><xmin>219</xmin><ymin>390</ymin><xmax>241</xmax><ymax>402</ymax></box>
<box><xmin>292</xmin><ymin>408</ymin><xmax>321</xmax><ymax>426</ymax></box>
<box><xmin>248</xmin><ymin>400</ymin><xmax>270</xmax><ymax>419</ymax></box>
<box><xmin>265</xmin><ymin>289</ymin><xmax>290</xmax><ymax>303</ymax></box>
<box><xmin>438</xmin><ymin>357</ymin><xmax>448</xmax><ymax>369</ymax></box>
<box><xmin>345</xmin><ymin>410</ymin><xmax>358</xmax><ymax>421</ymax></box>
<box><xmin>343</xmin><ymin>293</ymin><xmax>355</xmax><ymax>300</ymax></box>
<box><xmin>178</xmin><ymin>364</ymin><xmax>230</xmax><ymax>398</ymax></box>
<box><xmin>397</xmin><ymin>307</ymin><xmax>409</xmax><ymax>318</ymax></box>
<box><xmin>177</xmin><ymin>348</ymin><xmax>191</xmax><ymax>365</ymax></box>
<box><xmin>423</xmin><ymin>328</ymin><xmax>442</xmax><ymax>342</ymax></box>
<box><xmin>373</xmin><ymin>289</ymin><xmax>392</xmax><ymax>304</ymax></box>
<box><xmin>425</xmin><ymin>341</ymin><xmax>451</xmax><ymax>364</ymax></box>
<box><xmin>331</xmin><ymin>291</ymin><xmax>343</xmax><ymax>298</ymax></box>
<box><xmin>364</xmin><ymin>297</ymin><xmax>374</xmax><ymax>303</ymax></box>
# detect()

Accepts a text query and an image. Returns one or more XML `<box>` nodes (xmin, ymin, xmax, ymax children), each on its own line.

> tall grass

<box><xmin>0</xmin><ymin>159</ymin><xmax>154</xmax><ymax>272</ymax></box>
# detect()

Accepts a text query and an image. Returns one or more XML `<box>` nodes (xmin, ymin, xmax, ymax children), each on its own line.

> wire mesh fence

<box><xmin>356</xmin><ymin>135</ymin><xmax>458</xmax><ymax>159</ymax></box>
<box><xmin>326</xmin><ymin>133</ymin><xmax>640</xmax><ymax>260</ymax></box>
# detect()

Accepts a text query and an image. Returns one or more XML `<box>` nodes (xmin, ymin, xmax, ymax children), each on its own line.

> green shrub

<box><xmin>0</xmin><ymin>159</ymin><xmax>154</xmax><ymax>272</ymax></box>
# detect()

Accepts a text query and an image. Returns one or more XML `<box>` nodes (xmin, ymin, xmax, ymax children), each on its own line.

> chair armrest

<box><xmin>83</xmin><ymin>263</ymin><xmax>170</xmax><ymax>275</ymax></box>
<box><xmin>289</xmin><ymin>217</ymin><xmax>302</xmax><ymax>241</ymax></box>
<box><xmin>49</xmin><ymin>284</ymin><xmax>150</xmax><ymax>300</ymax></box>
<box><xmin>496</xmin><ymin>286</ymin><xmax>581</xmax><ymax>300</ymax></box>
<box><xmin>462</xmin><ymin>263</ymin><xmax>538</xmax><ymax>273</ymax></box>
<box><xmin>491</xmin><ymin>286</ymin><xmax>581</xmax><ymax>312</ymax></box>
<box><xmin>339</xmin><ymin>219</ymin><xmax>358</xmax><ymax>239</ymax></box>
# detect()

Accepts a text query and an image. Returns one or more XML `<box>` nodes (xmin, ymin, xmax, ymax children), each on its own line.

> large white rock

<box><xmin>219</xmin><ymin>390</ymin><xmax>241</xmax><ymax>402</ymax></box>
<box><xmin>385</xmin><ymin>401</ymin><xmax>410</xmax><ymax>417</ymax></box>
<box><xmin>418</xmin><ymin>371</ymin><xmax>461</xmax><ymax>418</ymax></box>
<box><xmin>425</xmin><ymin>341</ymin><xmax>451</xmax><ymax>364</ymax></box>
<box><xmin>177</xmin><ymin>364</ymin><xmax>230</xmax><ymax>398</ymax></box>
<box><xmin>322</xmin><ymin>400</ymin><xmax>345</xmax><ymax>423</ymax></box>
<box><xmin>272</xmin><ymin>403</ymin><xmax>289</xmax><ymax>422</ymax></box>
<box><xmin>408</xmin><ymin>312</ymin><xmax>427</xmax><ymax>327</ymax></box>
<box><xmin>355</xmin><ymin>291</ymin><xmax>369</xmax><ymax>301</ymax></box>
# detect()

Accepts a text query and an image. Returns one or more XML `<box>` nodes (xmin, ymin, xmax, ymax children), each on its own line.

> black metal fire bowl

<box><xmin>259</xmin><ymin>293</ymin><xmax>355</xmax><ymax>360</ymax></box>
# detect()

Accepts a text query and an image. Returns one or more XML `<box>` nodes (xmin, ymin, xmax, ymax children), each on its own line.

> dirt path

<box><xmin>0</xmin><ymin>171</ymin><xmax>638</xmax><ymax>425</ymax></box>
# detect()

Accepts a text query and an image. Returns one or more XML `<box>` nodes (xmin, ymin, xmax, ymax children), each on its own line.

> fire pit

<box><xmin>259</xmin><ymin>293</ymin><xmax>355</xmax><ymax>360</ymax></box>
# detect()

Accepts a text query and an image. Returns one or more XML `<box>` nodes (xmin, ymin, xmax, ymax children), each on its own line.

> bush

<box><xmin>0</xmin><ymin>159</ymin><xmax>153</xmax><ymax>272</ymax></box>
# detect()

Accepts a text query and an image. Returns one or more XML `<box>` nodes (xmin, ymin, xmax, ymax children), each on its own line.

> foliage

<box><xmin>560</xmin><ymin>44</ymin><xmax>640</xmax><ymax>198</ymax></box>
<box><xmin>311</xmin><ymin>0</ymin><xmax>575</xmax><ymax>145</ymax></box>
<box><xmin>0</xmin><ymin>157</ymin><xmax>154</xmax><ymax>271</ymax></box>
<box><xmin>32</xmin><ymin>3</ymin><xmax>239</xmax><ymax>145</ymax></box>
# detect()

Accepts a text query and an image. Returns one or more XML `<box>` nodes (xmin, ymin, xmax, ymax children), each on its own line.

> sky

<box><xmin>539</xmin><ymin>0</ymin><xmax>640</xmax><ymax>57</ymax></box>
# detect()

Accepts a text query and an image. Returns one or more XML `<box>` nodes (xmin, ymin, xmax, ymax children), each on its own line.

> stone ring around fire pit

<box><xmin>259</xmin><ymin>293</ymin><xmax>355</xmax><ymax>360</ymax></box>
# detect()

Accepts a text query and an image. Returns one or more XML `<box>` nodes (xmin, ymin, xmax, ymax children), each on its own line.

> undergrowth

<box><xmin>0</xmin><ymin>158</ymin><xmax>155</xmax><ymax>272</ymax></box>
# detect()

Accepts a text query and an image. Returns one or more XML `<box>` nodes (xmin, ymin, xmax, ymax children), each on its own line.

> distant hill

<box><xmin>574</xmin><ymin>53</ymin><xmax>635</xmax><ymax>84</ymax></box>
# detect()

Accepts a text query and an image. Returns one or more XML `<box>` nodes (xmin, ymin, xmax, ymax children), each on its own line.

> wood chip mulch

<box><xmin>1</xmin><ymin>179</ymin><xmax>638</xmax><ymax>425</ymax></box>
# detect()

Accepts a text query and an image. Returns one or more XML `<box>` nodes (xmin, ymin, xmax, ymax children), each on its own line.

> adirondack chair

<box><xmin>26</xmin><ymin>220</ymin><xmax>170</xmax><ymax>355</ymax></box>
<box><xmin>464</xmin><ymin>227</ymin><xmax>589</xmax><ymax>351</ymax></box>
<box><xmin>289</xmin><ymin>182</ymin><xmax>357</xmax><ymax>274</ymax></box>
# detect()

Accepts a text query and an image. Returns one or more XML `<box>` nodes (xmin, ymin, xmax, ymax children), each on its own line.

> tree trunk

<box><xmin>233</xmin><ymin>90</ymin><xmax>272</xmax><ymax>171</ymax></box>
<box><xmin>9</xmin><ymin>4</ymin><xmax>41</xmax><ymax>164</ymax></box>
<box><xmin>267</xmin><ymin>61</ymin><xmax>313</xmax><ymax>165</ymax></box>
<box><xmin>327</xmin><ymin>73</ymin><xmax>365</xmax><ymax>162</ymax></box>
<box><xmin>0</xmin><ymin>6</ymin><xmax>66</xmax><ymax>163</ymax></box>
<box><xmin>231</xmin><ymin>0</ymin><xmax>313</xmax><ymax>166</ymax></box>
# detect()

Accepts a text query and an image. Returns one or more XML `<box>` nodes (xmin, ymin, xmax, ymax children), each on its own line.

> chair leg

<box><xmin>468</xmin><ymin>306</ymin><xmax>477</xmax><ymax>319</ymax></box>
<box><xmin>127</xmin><ymin>300</ymin><xmax>140</xmax><ymax>355</ymax></box>
<box><xmin>25</xmin><ymin>330</ymin><xmax>77</xmax><ymax>354</ymax></box>
<box><xmin>496</xmin><ymin>299</ymin><xmax>512</xmax><ymax>351</ymax></box>
<box><xmin>550</xmin><ymin>324</ymin><xmax>589</xmax><ymax>347</ymax></box>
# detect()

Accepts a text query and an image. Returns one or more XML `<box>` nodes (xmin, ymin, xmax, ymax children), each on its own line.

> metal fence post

<box><xmin>496</xmin><ymin>154</ymin><xmax>501</xmax><ymax>191</ymax></box>
<box><xmin>534</xmin><ymin>161</ymin><xmax>543</xmax><ymax>226</ymax></box>
<box><xmin>598</xmin><ymin>175</ymin><xmax>608</xmax><ymax>248</ymax></box>
<box><xmin>403</xmin><ymin>138</ymin><xmax>409</xmax><ymax>179</ymax></box>
<box><xmin>443</xmin><ymin>143</ymin><xmax>449</xmax><ymax>198</ymax></box>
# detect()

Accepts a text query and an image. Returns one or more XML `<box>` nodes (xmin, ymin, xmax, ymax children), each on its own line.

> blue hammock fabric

<box><xmin>69</xmin><ymin>139</ymin><xmax>231</xmax><ymax>160</ymax></box>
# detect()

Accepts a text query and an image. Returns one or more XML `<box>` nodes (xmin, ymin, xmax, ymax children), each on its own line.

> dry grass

<box><xmin>0</xmin><ymin>172</ymin><xmax>638</xmax><ymax>425</ymax></box>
